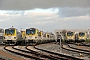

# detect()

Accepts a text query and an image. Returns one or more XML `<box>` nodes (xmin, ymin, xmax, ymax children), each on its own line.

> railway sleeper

<box><xmin>34</xmin><ymin>46</ymin><xmax>84</xmax><ymax>60</ymax></box>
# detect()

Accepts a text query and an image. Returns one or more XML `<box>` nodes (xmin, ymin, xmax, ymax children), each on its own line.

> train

<box><xmin>76</xmin><ymin>32</ymin><xmax>87</xmax><ymax>42</ymax></box>
<box><xmin>25</xmin><ymin>28</ymin><xmax>55</xmax><ymax>45</ymax></box>
<box><xmin>3</xmin><ymin>27</ymin><xmax>55</xmax><ymax>45</ymax></box>
<box><xmin>2</xmin><ymin>27</ymin><xmax>89</xmax><ymax>45</ymax></box>
<box><xmin>65</xmin><ymin>31</ymin><xmax>75</xmax><ymax>42</ymax></box>
<box><xmin>21</xmin><ymin>30</ymin><xmax>25</xmax><ymax>40</ymax></box>
<box><xmin>3</xmin><ymin>27</ymin><xmax>21</xmax><ymax>45</ymax></box>
<box><xmin>0</xmin><ymin>28</ymin><xmax>4</xmax><ymax>44</ymax></box>
<box><xmin>64</xmin><ymin>31</ymin><xmax>87</xmax><ymax>43</ymax></box>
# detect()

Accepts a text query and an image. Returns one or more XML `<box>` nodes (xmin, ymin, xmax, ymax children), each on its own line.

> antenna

<box><xmin>20</xmin><ymin>26</ymin><xmax>22</xmax><ymax>31</ymax></box>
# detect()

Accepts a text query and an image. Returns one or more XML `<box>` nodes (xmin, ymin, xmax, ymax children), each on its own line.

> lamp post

<box><xmin>58</xmin><ymin>34</ymin><xmax>62</xmax><ymax>53</ymax></box>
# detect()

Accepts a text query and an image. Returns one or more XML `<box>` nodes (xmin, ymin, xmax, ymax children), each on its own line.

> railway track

<box><xmin>68</xmin><ymin>44</ymin><xmax>90</xmax><ymax>53</ymax></box>
<box><xmin>4</xmin><ymin>46</ymin><xmax>45</xmax><ymax>60</ymax></box>
<box><xmin>4</xmin><ymin>45</ymin><xmax>69</xmax><ymax>60</ymax></box>
<box><xmin>4</xmin><ymin>45</ymin><xmax>84</xmax><ymax>60</ymax></box>
<box><xmin>63</xmin><ymin>44</ymin><xmax>90</xmax><ymax>54</ymax></box>
<box><xmin>14</xmin><ymin>46</ymin><xmax>68</xmax><ymax>60</ymax></box>
<box><xmin>4</xmin><ymin>41</ymin><xmax>90</xmax><ymax>60</ymax></box>
<box><xmin>26</xmin><ymin>46</ymin><xmax>70</xmax><ymax>60</ymax></box>
<box><xmin>28</xmin><ymin>45</ymin><xmax>84</xmax><ymax>60</ymax></box>
<box><xmin>78</xmin><ymin>42</ymin><xmax>90</xmax><ymax>47</ymax></box>
<box><xmin>62</xmin><ymin>44</ymin><xmax>90</xmax><ymax>59</ymax></box>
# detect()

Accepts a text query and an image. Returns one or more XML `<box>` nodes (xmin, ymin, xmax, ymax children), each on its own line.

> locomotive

<box><xmin>3</xmin><ymin>28</ymin><xmax>21</xmax><ymax>45</ymax></box>
<box><xmin>65</xmin><ymin>31</ymin><xmax>75</xmax><ymax>42</ymax></box>
<box><xmin>25</xmin><ymin>28</ymin><xmax>55</xmax><ymax>45</ymax></box>
<box><xmin>78</xmin><ymin>32</ymin><xmax>87</xmax><ymax>42</ymax></box>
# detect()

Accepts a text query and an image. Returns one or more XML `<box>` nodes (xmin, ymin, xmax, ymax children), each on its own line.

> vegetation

<box><xmin>86</xmin><ymin>39</ymin><xmax>90</xmax><ymax>43</ymax></box>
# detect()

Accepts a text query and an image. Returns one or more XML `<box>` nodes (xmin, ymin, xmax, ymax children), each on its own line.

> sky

<box><xmin>0</xmin><ymin>0</ymin><xmax>90</xmax><ymax>33</ymax></box>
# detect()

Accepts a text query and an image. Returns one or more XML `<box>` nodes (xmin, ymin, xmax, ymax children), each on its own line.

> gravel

<box><xmin>36</xmin><ymin>43</ymin><xmax>90</xmax><ymax>60</ymax></box>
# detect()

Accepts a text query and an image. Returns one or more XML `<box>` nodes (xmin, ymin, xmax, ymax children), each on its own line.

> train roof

<box><xmin>26</xmin><ymin>28</ymin><xmax>37</xmax><ymax>30</ymax></box>
<box><xmin>5</xmin><ymin>28</ymin><xmax>17</xmax><ymax>30</ymax></box>
<box><xmin>79</xmin><ymin>31</ymin><xmax>85</xmax><ymax>33</ymax></box>
<box><xmin>67</xmin><ymin>31</ymin><xmax>75</xmax><ymax>32</ymax></box>
<box><xmin>21</xmin><ymin>30</ymin><xmax>25</xmax><ymax>32</ymax></box>
<box><xmin>0</xmin><ymin>28</ymin><xmax>4</xmax><ymax>30</ymax></box>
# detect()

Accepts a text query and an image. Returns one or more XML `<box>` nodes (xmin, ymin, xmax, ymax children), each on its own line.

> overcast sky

<box><xmin>0</xmin><ymin>0</ymin><xmax>90</xmax><ymax>33</ymax></box>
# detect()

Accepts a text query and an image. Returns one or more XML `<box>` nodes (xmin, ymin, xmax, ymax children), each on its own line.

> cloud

<box><xmin>24</xmin><ymin>8</ymin><xmax>58</xmax><ymax>17</ymax></box>
<box><xmin>0</xmin><ymin>0</ymin><xmax>90</xmax><ymax>10</ymax></box>
<box><xmin>0</xmin><ymin>17</ymin><xmax>10</xmax><ymax>22</ymax></box>
<box><xmin>0</xmin><ymin>13</ymin><xmax>10</xmax><ymax>16</ymax></box>
<box><xmin>30</xmin><ymin>21</ymin><xmax>54</xmax><ymax>25</ymax></box>
<box><xmin>0</xmin><ymin>8</ymin><xmax>90</xmax><ymax>32</ymax></box>
<box><xmin>58</xmin><ymin>7</ymin><xmax>90</xmax><ymax>17</ymax></box>
<box><xmin>62</xmin><ymin>15</ymin><xmax>90</xmax><ymax>21</ymax></box>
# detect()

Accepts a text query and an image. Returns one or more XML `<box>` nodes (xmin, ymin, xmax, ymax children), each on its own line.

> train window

<box><xmin>26</xmin><ymin>29</ymin><xmax>30</xmax><ymax>34</ymax></box>
<box><xmin>60</xmin><ymin>32</ymin><xmax>61</xmax><ymax>34</ymax></box>
<box><xmin>0</xmin><ymin>29</ymin><xmax>4</xmax><ymax>33</ymax></box>
<box><xmin>26</xmin><ymin>29</ymin><xmax>36</xmax><ymax>34</ymax></box>
<box><xmin>38</xmin><ymin>32</ymin><xmax>41</xmax><ymax>36</ymax></box>
<box><xmin>47</xmin><ymin>35</ymin><xmax>49</xmax><ymax>38</ymax></box>
<box><xmin>5</xmin><ymin>29</ymin><xmax>9</xmax><ymax>34</ymax></box>
<box><xmin>30</xmin><ymin>29</ymin><xmax>36</xmax><ymax>34</ymax></box>
<box><xmin>43</xmin><ymin>34</ymin><xmax>46</xmax><ymax>37</ymax></box>
<box><xmin>67</xmin><ymin>32</ymin><xmax>74</xmax><ymax>36</ymax></box>
<box><xmin>10</xmin><ymin>30</ymin><xmax>15</xmax><ymax>34</ymax></box>
<box><xmin>79</xmin><ymin>32</ymin><xmax>85</xmax><ymax>37</ymax></box>
<box><xmin>50</xmin><ymin>36</ymin><xmax>53</xmax><ymax>38</ymax></box>
<box><xmin>56</xmin><ymin>32</ymin><xmax>59</xmax><ymax>34</ymax></box>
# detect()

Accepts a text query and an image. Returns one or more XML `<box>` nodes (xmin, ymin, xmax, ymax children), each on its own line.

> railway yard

<box><xmin>0</xmin><ymin>42</ymin><xmax>90</xmax><ymax>60</ymax></box>
<box><xmin>0</xmin><ymin>0</ymin><xmax>90</xmax><ymax>60</ymax></box>
<box><xmin>0</xmin><ymin>28</ymin><xmax>90</xmax><ymax>60</ymax></box>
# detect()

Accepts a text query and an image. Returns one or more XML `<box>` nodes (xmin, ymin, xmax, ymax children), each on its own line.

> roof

<box><xmin>5</xmin><ymin>28</ymin><xmax>17</xmax><ymax>30</ymax></box>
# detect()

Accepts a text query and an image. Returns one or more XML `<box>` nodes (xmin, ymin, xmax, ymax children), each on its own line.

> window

<box><xmin>56</xmin><ymin>32</ymin><xmax>59</xmax><ymax>34</ymax></box>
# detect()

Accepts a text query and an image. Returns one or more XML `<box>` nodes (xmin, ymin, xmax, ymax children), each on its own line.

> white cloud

<box><xmin>0</xmin><ymin>13</ymin><xmax>10</xmax><ymax>16</ymax></box>
<box><xmin>34</xmin><ymin>21</ymin><xmax>54</xmax><ymax>24</ymax></box>
<box><xmin>0</xmin><ymin>8</ymin><xmax>90</xmax><ymax>33</ymax></box>
<box><xmin>24</xmin><ymin>8</ymin><xmax>59</xmax><ymax>18</ymax></box>
<box><xmin>0</xmin><ymin>18</ymin><xmax>10</xmax><ymax>21</ymax></box>
<box><xmin>62</xmin><ymin>15</ymin><xmax>90</xmax><ymax>21</ymax></box>
<box><xmin>11</xmin><ymin>14</ymin><xmax>21</xmax><ymax>16</ymax></box>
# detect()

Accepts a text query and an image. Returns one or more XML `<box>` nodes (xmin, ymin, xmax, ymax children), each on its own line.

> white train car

<box><xmin>25</xmin><ymin>28</ymin><xmax>40</xmax><ymax>44</ymax></box>
<box><xmin>65</xmin><ymin>31</ymin><xmax>75</xmax><ymax>42</ymax></box>
<box><xmin>25</xmin><ymin>28</ymin><xmax>55</xmax><ymax>45</ymax></box>
<box><xmin>49</xmin><ymin>33</ymin><xmax>55</xmax><ymax>42</ymax></box>
<box><xmin>78</xmin><ymin>32</ymin><xmax>87</xmax><ymax>42</ymax></box>
<box><xmin>3</xmin><ymin>28</ymin><xmax>21</xmax><ymax>45</ymax></box>
<box><xmin>42</xmin><ymin>32</ymin><xmax>55</xmax><ymax>43</ymax></box>
<box><xmin>0</xmin><ymin>28</ymin><xmax>4</xmax><ymax>44</ymax></box>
